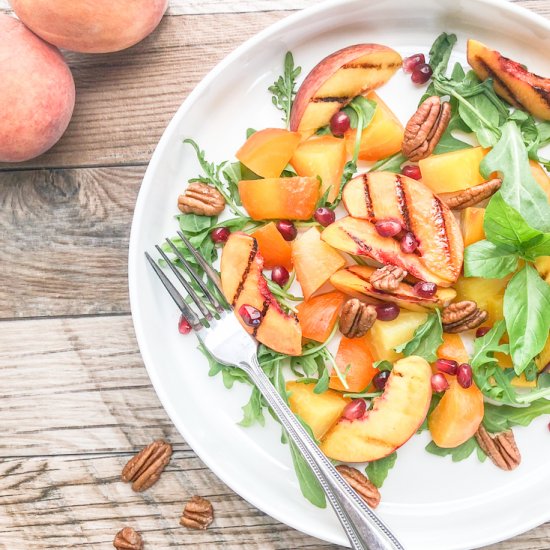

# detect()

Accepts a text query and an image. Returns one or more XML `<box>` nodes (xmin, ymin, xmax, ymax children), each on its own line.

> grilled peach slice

<box><xmin>290</xmin><ymin>44</ymin><xmax>402</xmax><ymax>137</ymax></box>
<box><xmin>238</xmin><ymin>176</ymin><xmax>319</xmax><ymax>220</ymax></box>
<box><xmin>292</xmin><ymin>227</ymin><xmax>346</xmax><ymax>300</ymax></box>
<box><xmin>468</xmin><ymin>39</ymin><xmax>550</xmax><ymax>120</ymax></box>
<box><xmin>320</xmin><ymin>356</ymin><xmax>432</xmax><ymax>462</ymax></box>
<box><xmin>330</xmin><ymin>335</ymin><xmax>378</xmax><ymax>393</ymax></box>
<box><xmin>290</xmin><ymin>135</ymin><xmax>347</xmax><ymax>203</ymax></box>
<box><xmin>251</xmin><ymin>222</ymin><xmax>292</xmax><ymax>271</ymax></box>
<box><xmin>221</xmin><ymin>233</ymin><xmax>301</xmax><ymax>355</ymax></box>
<box><xmin>344</xmin><ymin>91</ymin><xmax>404</xmax><ymax>161</ymax></box>
<box><xmin>236</xmin><ymin>128</ymin><xmax>301</xmax><ymax>178</ymax></box>
<box><xmin>287</xmin><ymin>381</ymin><xmax>350</xmax><ymax>440</ymax></box>
<box><xmin>330</xmin><ymin>265</ymin><xmax>456</xmax><ymax>311</ymax></box>
<box><xmin>296</xmin><ymin>291</ymin><xmax>346</xmax><ymax>342</ymax></box>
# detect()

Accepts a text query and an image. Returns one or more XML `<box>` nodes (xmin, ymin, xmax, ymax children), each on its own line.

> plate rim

<box><xmin>128</xmin><ymin>0</ymin><xmax>550</xmax><ymax>547</ymax></box>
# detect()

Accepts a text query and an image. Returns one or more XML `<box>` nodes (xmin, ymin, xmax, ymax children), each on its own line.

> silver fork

<box><xmin>145</xmin><ymin>231</ymin><xmax>404</xmax><ymax>550</ymax></box>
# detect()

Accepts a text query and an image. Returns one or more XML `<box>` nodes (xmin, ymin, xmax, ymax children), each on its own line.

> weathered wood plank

<box><xmin>0</xmin><ymin>167</ymin><xmax>140</xmax><ymax>319</ymax></box>
<box><xmin>0</xmin><ymin>11</ymin><xmax>287</xmax><ymax>171</ymax></box>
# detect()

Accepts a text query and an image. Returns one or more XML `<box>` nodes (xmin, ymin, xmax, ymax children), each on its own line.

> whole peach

<box><xmin>9</xmin><ymin>0</ymin><xmax>169</xmax><ymax>53</ymax></box>
<box><xmin>0</xmin><ymin>15</ymin><xmax>75</xmax><ymax>163</ymax></box>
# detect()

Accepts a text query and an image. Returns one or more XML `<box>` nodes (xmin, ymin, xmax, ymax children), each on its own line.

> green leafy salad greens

<box><xmin>161</xmin><ymin>35</ymin><xmax>550</xmax><ymax>506</ymax></box>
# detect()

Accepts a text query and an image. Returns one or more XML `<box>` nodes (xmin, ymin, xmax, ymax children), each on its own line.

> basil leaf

<box><xmin>394</xmin><ymin>310</ymin><xmax>443</xmax><ymax>362</ymax></box>
<box><xmin>343</xmin><ymin>96</ymin><xmax>377</xmax><ymax>130</ymax></box>
<box><xmin>464</xmin><ymin>239</ymin><xmax>519</xmax><ymax>278</ymax></box>
<box><xmin>425</xmin><ymin>437</ymin><xmax>484</xmax><ymax>462</ymax></box>
<box><xmin>365</xmin><ymin>452</ymin><xmax>397</xmax><ymax>488</ymax></box>
<box><xmin>480</xmin><ymin>122</ymin><xmax>550</xmax><ymax>232</ymax></box>
<box><xmin>483</xmin><ymin>399</ymin><xmax>550</xmax><ymax>433</ymax></box>
<box><xmin>504</xmin><ymin>264</ymin><xmax>550</xmax><ymax>374</ymax></box>
<box><xmin>178</xmin><ymin>213</ymin><xmax>217</xmax><ymax>234</ymax></box>
<box><xmin>238</xmin><ymin>386</ymin><xmax>265</xmax><ymax>427</ymax></box>
<box><xmin>428</xmin><ymin>32</ymin><xmax>457</xmax><ymax>76</ymax></box>
<box><xmin>458</xmin><ymin>91</ymin><xmax>502</xmax><ymax>147</ymax></box>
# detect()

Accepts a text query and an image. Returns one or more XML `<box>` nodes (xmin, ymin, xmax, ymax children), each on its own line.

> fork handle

<box><xmin>240</xmin><ymin>357</ymin><xmax>404</xmax><ymax>550</ymax></box>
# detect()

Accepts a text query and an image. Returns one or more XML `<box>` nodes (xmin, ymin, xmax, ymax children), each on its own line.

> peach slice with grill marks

<box><xmin>221</xmin><ymin>232</ymin><xmax>301</xmax><ymax>356</ymax></box>
<box><xmin>320</xmin><ymin>356</ymin><xmax>432</xmax><ymax>462</ymax></box>
<box><xmin>468</xmin><ymin>39</ymin><xmax>550</xmax><ymax>121</ymax></box>
<box><xmin>289</xmin><ymin>44</ymin><xmax>402</xmax><ymax>138</ymax></box>
<box><xmin>330</xmin><ymin>265</ymin><xmax>456</xmax><ymax>311</ymax></box>
<box><xmin>335</xmin><ymin>171</ymin><xmax>464</xmax><ymax>285</ymax></box>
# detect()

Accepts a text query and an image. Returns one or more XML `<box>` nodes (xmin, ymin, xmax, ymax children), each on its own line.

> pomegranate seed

<box><xmin>400</xmin><ymin>231</ymin><xmax>419</xmax><ymax>254</ymax></box>
<box><xmin>238</xmin><ymin>304</ymin><xmax>262</xmax><ymax>328</ymax></box>
<box><xmin>476</xmin><ymin>326</ymin><xmax>491</xmax><ymax>338</ymax></box>
<box><xmin>375</xmin><ymin>302</ymin><xmax>400</xmax><ymax>322</ymax></box>
<box><xmin>411</xmin><ymin>63</ymin><xmax>433</xmax><ymax>85</ymax></box>
<box><xmin>373</xmin><ymin>371</ymin><xmax>390</xmax><ymax>391</ymax></box>
<box><xmin>178</xmin><ymin>314</ymin><xmax>192</xmax><ymax>335</ymax></box>
<box><xmin>330</xmin><ymin>111</ymin><xmax>351</xmax><ymax>137</ymax></box>
<box><xmin>276</xmin><ymin>220</ymin><xmax>297</xmax><ymax>241</ymax></box>
<box><xmin>413</xmin><ymin>281</ymin><xmax>437</xmax><ymax>298</ymax></box>
<box><xmin>435</xmin><ymin>358</ymin><xmax>458</xmax><ymax>376</ymax></box>
<box><xmin>342</xmin><ymin>399</ymin><xmax>367</xmax><ymax>420</ymax></box>
<box><xmin>457</xmin><ymin>363</ymin><xmax>473</xmax><ymax>388</ymax></box>
<box><xmin>210</xmin><ymin>227</ymin><xmax>230</xmax><ymax>243</ymax></box>
<box><xmin>375</xmin><ymin>219</ymin><xmax>402</xmax><ymax>238</ymax></box>
<box><xmin>402</xmin><ymin>165</ymin><xmax>422</xmax><ymax>180</ymax></box>
<box><xmin>542</xmin><ymin>362</ymin><xmax>550</xmax><ymax>374</ymax></box>
<box><xmin>431</xmin><ymin>373</ymin><xmax>450</xmax><ymax>392</ymax></box>
<box><xmin>271</xmin><ymin>265</ymin><xmax>290</xmax><ymax>287</ymax></box>
<box><xmin>314</xmin><ymin>207</ymin><xmax>336</xmax><ymax>227</ymax></box>
<box><xmin>403</xmin><ymin>53</ymin><xmax>426</xmax><ymax>73</ymax></box>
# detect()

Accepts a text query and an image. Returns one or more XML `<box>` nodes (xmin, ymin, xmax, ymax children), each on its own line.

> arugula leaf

<box><xmin>365</xmin><ymin>452</ymin><xmax>397</xmax><ymax>488</ymax></box>
<box><xmin>464</xmin><ymin>239</ymin><xmax>519</xmax><ymax>279</ymax></box>
<box><xmin>373</xmin><ymin>360</ymin><xmax>393</xmax><ymax>372</ymax></box>
<box><xmin>480</xmin><ymin>122</ymin><xmax>550</xmax><ymax>232</ymax></box>
<box><xmin>342</xmin><ymin>96</ymin><xmax>377</xmax><ymax>130</ymax></box>
<box><xmin>425</xmin><ymin>437</ymin><xmax>485</xmax><ymax>462</ymax></box>
<box><xmin>369</xmin><ymin>152</ymin><xmax>406</xmax><ymax>173</ymax></box>
<box><xmin>268</xmin><ymin>52</ymin><xmax>301</xmax><ymax>128</ymax></box>
<box><xmin>394</xmin><ymin>310</ymin><xmax>443</xmax><ymax>362</ymax></box>
<box><xmin>504</xmin><ymin>264</ymin><xmax>550</xmax><ymax>374</ymax></box>
<box><xmin>313</xmin><ymin>365</ymin><xmax>330</xmax><ymax>394</ymax></box>
<box><xmin>483</xmin><ymin>399</ymin><xmax>550</xmax><ymax>433</ymax></box>
<box><xmin>239</xmin><ymin>386</ymin><xmax>265</xmax><ymax>427</ymax></box>
<box><xmin>289</xmin><ymin>435</ymin><xmax>327</xmax><ymax>508</ymax></box>
<box><xmin>428</xmin><ymin>32</ymin><xmax>457</xmax><ymax>76</ymax></box>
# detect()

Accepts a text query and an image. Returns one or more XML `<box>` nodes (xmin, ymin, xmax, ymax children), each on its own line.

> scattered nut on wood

<box><xmin>113</xmin><ymin>527</ymin><xmax>143</xmax><ymax>550</ymax></box>
<box><xmin>121</xmin><ymin>439</ymin><xmax>172</xmax><ymax>492</ymax></box>
<box><xmin>180</xmin><ymin>495</ymin><xmax>214</xmax><ymax>530</ymax></box>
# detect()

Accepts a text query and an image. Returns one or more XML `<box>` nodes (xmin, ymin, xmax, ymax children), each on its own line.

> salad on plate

<box><xmin>161</xmin><ymin>32</ymin><xmax>550</xmax><ymax>509</ymax></box>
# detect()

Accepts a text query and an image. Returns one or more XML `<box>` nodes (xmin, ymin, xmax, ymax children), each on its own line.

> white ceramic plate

<box><xmin>128</xmin><ymin>1</ymin><xmax>550</xmax><ymax>548</ymax></box>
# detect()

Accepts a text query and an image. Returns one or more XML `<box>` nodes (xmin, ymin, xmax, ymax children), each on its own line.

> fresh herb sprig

<box><xmin>394</xmin><ymin>310</ymin><xmax>443</xmax><ymax>362</ymax></box>
<box><xmin>268</xmin><ymin>52</ymin><xmax>302</xmax><ymax>128</ymax></box>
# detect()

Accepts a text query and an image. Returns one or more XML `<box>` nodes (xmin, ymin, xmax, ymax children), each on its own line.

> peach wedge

<box><xmin>290</xmin><ymin>44</ymin><xmax>402</xmax><ymax>137</ymax></box>
<box><xmin>221</xmin><ymin>233</ymin><xmax>302</xmax><ymax>355</ymax></box>
<box><xmin>320</xmin><ymin>356</ymin><xmax>432</xmax><ymax>462</ymax></box>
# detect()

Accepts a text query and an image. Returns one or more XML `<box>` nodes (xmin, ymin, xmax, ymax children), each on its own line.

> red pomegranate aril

<box><xmin>276</xmin><ymin>220</ymin><xmax>297</xmax><ymax>241</ymax></box>
<box><xmin>476</xmin><ymin>326</ymin><xmax>491</xmax><ymax>338</ymax></box>
<box><xmin>210</xmin><ymin>227</ymin><xmax>230</xmax><ymax>243</ymax></box>
<box><xmin>342</xmin><ymin>399</ymin><xmax>367</xmax><ymax>420</ymax></box>
<box><xmin>400</xmin><ymin>231</ymin><xmax>419</xmax><ymax>254</ymax></box>
<box><xmin>238</xmin><ymin>304</ymin><xmax>262</xmax><ymax>328</ymax></box>
<box><xmin>402</xmin><ymin>164</ymin><xmax>422</xmax><ymax>180</ymax></box>
<box><xmin>373</xmin><ymin>370</ymin><xmax>390</xmax><ymax>391</ymax></box>
<box><xmin>375</xmin><ymin>302</ymin><xmax>400</xmax><ymax>322</ymax></box>
<box><xmin>413</xmin><ymin>281</ymin><xmax>437</xmax><ymax>298</ymax></box>
<box><xmin>457</xmin><ymin>363</ymin><xmax>473</xmax><ymax>388</ymax></box>
<box><xmin>329</xmin><ymin>111</ymin><xmax>351</xmax><ymax>137</ymax></box>
<box><xmin>271</xmin><ymin>265</ymin><xmax>290</xmax><ymax>287</ymax></box>
<box><xmin>403</xmin><ymin>53</ymin><xmax>426</xmax><ymax>73</ymax></box>
<box><xmin>435</xmin><ymin>358</ymin><xmax>458</xmax><ymax>376</ymax></box>
<box><xmin>411</xmin><ymin>63</ymin><xmax>433</xmax><ymax>85</ymax></box>
<box><xmin>375</xmin><ymin>219</ymin><xmax>402</xmax><ymax>238</ymax></box>
<box><xmin>431</xmin><ymin>373</ymin><xmax>450</xmax><ymax>393</ymax></box>
<box><xmin>314</xmin><ymin>207</ymin><xmax>336</xmax><ymax>227</ymax></box>
<box><xmin>178</xmin><ymin>314</ymin><xmax>192</xmax><ymax>335</ymax></box>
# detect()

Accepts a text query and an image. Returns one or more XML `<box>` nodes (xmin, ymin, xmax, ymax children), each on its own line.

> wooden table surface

<box><xmin>1</xmin><ymin>1</ymin><xmax>549</xmax><ymax>548</ymax></box>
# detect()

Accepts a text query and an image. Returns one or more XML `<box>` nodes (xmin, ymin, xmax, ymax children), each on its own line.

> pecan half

<box><xmin>402</xmin><ymin>96</ymin><xmax>451</xmax><ymax>161</ymax></box>
<box><xmin>113</xmin><ymin>527</ymin><xmax>143</xmax><ymax>550</ymax></box>
<box><xmin>339</xmin><ymin>299</ymin><xmax>377</xmax><ymax>338</ymax></box>
<box><xmin>439</xmin><ymin>178</ymin><xmax>502</xmax><ymax>210</ymax></box>
<box><xmin>475</xmin><ymin>425</ymin><xmax>521</xmax><ymax>470</ymax></box>
<box><xmin>370</xmin><ymin>265</ymin><xmax>407</xmax><ymax>292</ymax></box>
<box><xmin>442</xmin><ymin>301</ymin><xmax>488</xmax><ymax>333</ymax></box>
<box><xmin>180</xmin><ymin>495</ymin><xmax>214</xmax><ymax>530</ymax></box>
<box><xmin>336</xmin><ymin>465</ymin><xmax>380</xmax><ymax>508</ymax></box>
<box><xmin>178</xmin><ymin>182</ymin><xmax>225</xmax><ymax>216</ymax></box>
<box><xmin>121</xmin><ymin>439</ymin><xmax>172</xmax><ymax>492</ymax></box>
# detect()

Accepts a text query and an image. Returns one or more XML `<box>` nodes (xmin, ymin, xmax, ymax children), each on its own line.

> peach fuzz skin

<box><xmin>0</xmin><ymin>15</ymin><xmax>75</xmax><ymax>163</ymax></box>
<box><xmin>9</xmin><ymin>0</ymin><xmax>168</xmax><ymax>53</ymax></box>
